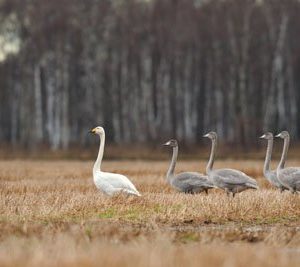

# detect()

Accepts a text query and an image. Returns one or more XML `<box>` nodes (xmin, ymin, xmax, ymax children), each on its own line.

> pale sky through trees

<box><xmin>0</xmin><ymin>13</ymin><xmax>20</xmax><ymax>61</ymax></box>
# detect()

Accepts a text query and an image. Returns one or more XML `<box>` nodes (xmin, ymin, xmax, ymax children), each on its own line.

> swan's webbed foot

<box><xmin>291</xmin><ymin>188</ymin><xmax>298</xmax><ymax>194</ymax></box>
<box><xmin>225</xmin><ymin>189</ymin><xmax>235</xmax><ymax>198</ymax></box>
<box><xmin>225</xmin><ymin>189</ymin><xmax>231</xmax><ymax>197</ymax></box>
<box><xmin>280</xmin><ymin>187</ymin><xmax>284</xmax><ymax>193</ymax></box>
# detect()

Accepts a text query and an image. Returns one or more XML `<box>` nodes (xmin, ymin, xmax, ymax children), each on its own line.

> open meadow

<box><xmin>0</xmin><ymin>159</ymin><xmax>299</xmax><ymax>267</ymax></box>
<box><xmin>2</xmin><ymin>1</ymin><xmax>300</xmax><ymax>266</ymax></box>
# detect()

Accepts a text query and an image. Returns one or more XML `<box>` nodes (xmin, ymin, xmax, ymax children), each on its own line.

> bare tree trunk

<box><xmin>10</xmin><ymin>84</ymin><xmax>20</xmax><ymax>146</ymax></box>
<box><xmin>238</xmin><ymin>6</ymin><xmax>253</xmax><ymax>145</ymax></box>
<box><xmin>276</xmin><ymin>15</ymin><xmax>289</xmax><ymax>130</ymax></box>
<box><xmin>61</xmin><ymin>53</ymin><xmax>70</xmax><ymax>149</ymax></box>
<box><xmin>226</xmin><ymin>18</ymin><xmax>238</xmax><ymax>142</ymax></box>
<box><xmin>34</xmin><ymin>63</ymin><xmax>43</xmax><ymax>144</ymax></box>
<box><xmin>264</xmin><ymin>12</ymin><xmax>289</xmax><ymax>131</ymax></box>
<box><xmin>286</xmin><ymin>50</ymin><xmax>297</xmax><ymax>136</ymax></box>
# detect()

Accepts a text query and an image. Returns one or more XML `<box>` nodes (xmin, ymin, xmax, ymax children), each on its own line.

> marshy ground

<box><xmin>0</xmin><ymin>160</ymin><xmax>299</xmax><ymax>267</ymax></box>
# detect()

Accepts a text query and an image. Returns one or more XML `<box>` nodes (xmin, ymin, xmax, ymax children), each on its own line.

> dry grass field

<box><xmin>0</xmin><ymin>159</ymin><xmax>299</xmax><ymax>267</ymax></box>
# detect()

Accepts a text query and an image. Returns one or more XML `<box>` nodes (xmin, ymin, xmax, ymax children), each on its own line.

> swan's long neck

<box><xmin>93</xmin><ymin>133</ymin><xmax>105</xmax><ymax>174</ymax></box>
<box><xmin>167</xmin><ymin>146</ymin><xmax>178</xmax><ymax>181</ymax></box>
<box><xmin>206</xmin><ymin>138</ymin><xmax>217</xmax><ymax>174</ymax></box>
<box><xmin>263</xmin><ymin>139</ymin><xmax>273</xmax><ymax>176</ymax></box>
<box><xmin>278</xmin><ymin>136</ymin><xmax>289</xmax><ymax>170</ymax></box>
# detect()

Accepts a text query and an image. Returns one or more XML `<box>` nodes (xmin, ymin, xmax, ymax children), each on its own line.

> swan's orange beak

<box><xmin>89</xmin><ymin>128</ymin><xmax>96</xmax><ymax>134</ymax></box>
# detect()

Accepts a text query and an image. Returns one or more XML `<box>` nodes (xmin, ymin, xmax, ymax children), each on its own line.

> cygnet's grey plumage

<box><xmin>276</xmin><ymin>131</ymin><xmax>300</xmax><ymax>193</ymax></box>
<box><xmin>260</xmin><ymin>132</ymin><xmax>288</xmax><ymax>192</ymax></box>
<box><xmin>163</xmin><ymin>139</ymin><xmax>214</xmax><ymax>194</ymax></box>
<box><xmin>203</xmin><ymin>132</ymin><xmax>258</xmax><ymax>197</ymax></box>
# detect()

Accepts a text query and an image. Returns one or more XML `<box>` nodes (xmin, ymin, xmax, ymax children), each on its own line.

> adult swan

<box><xmin>90</xmin><ymin>126</ymin><xmax>141</xmax><ymax>196</ymax></box>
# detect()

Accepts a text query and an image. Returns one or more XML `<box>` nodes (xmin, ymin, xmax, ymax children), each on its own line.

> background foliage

<box><xmin>0</xmin><ymin>0</ymin><xmax>299</xmax><ymax>149</ymax></box>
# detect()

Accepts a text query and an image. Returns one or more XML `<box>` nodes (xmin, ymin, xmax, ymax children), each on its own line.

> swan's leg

<box><xmin>204</xmin><ymin>189</ymin><xmax>208</xmax><ymax>195</ymax></box>
<box><xmin>287</xmin><ymin>187</ymin><xmax>294</xmax><ymax>194</ymax></box>
<box><xmin>225</xmin><ymin>188</ymin><xmax>230</xmax><ymax>197</ymax></box>
<box><xmin>232</xmin><ymin>192</ymin><xmax>236</xmax><ymax>198</ymax></box>
<box><xmin>280</xmin><ymin>187</ymin><xmax>284</xmax><ymax>193</ymax></box>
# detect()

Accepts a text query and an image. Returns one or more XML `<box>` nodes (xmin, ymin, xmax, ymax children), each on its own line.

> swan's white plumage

<box><xmin>93</xmin><ymin>171</ymin><xmax>141</xmax><ymax>196</ymax></box>
<box><xmin>91</xmin><ymin>126</ymin><xmax>141</xmax><ymax>197</ymax></box>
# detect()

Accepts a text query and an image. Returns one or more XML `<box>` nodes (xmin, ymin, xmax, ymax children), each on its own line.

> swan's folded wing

<box><xmin>280</xmin><ymin>168</ymin><xmax>300</xmax><ymax>185</ymax></box>
<box><xmin>214</xmin><ymin>169</ymin><xmax>257</xmax><ymax>186</ymax></box>
<box><xmin>99</xmin><ymin>172</ymin><xmax>140</xmax><ymax>193</ymax></box>
<box><xmin>173</xmin><ymin>172</ymin><xmax>214</xmax><ymax>190</ymax></box>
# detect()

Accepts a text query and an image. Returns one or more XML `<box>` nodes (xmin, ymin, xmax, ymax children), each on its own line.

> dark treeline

<box><xmin>0</xmin><ymin>0</ymin><xmax>300</xmax><ymax>149</ymax></box>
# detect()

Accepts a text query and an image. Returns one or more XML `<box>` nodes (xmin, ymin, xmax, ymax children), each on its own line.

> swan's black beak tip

<box><xmin>89</xmin><ymin>129</ymin><xmax>96</xmax><ymax>134</ymax></box>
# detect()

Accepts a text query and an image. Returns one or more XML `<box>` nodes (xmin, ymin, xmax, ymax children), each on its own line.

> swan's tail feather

<box><xmin>130</xmin><ymin>190</ymin><xmax>141</xmax><ymax>197</ymax></box>
<box><xmin>204</xmin><ymin>183</ymin><xmax>215</xmax><ymax>189</ymax></box>
<box><xmin>247</xmin><ymin>182</ymin><xmax>259</xmax><ymax>190</ymax></box>
<box><xmin>124</xmin><ymin>189</ymin><xmax>141</xmax><ymax>197</ymax></box>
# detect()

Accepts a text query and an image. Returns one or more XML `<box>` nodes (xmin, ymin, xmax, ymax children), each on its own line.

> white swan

<box><xmin>90</xmin><ymin>126</ymin><xmax>141</xmax><ymax>196</ymax></box>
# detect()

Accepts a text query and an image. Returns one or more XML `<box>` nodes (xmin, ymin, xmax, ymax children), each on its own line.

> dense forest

<box><xmin>0</xmin><ymin>0</ymin><xmax>300</xmax><ymax>149</ymax></box>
